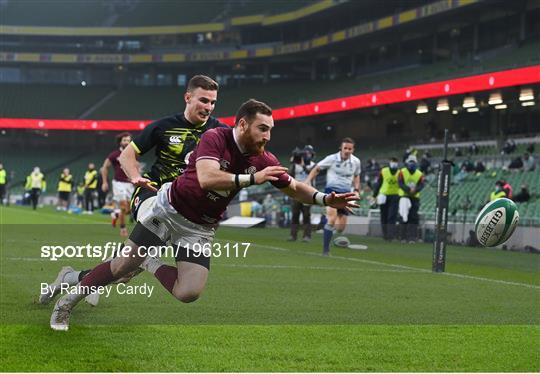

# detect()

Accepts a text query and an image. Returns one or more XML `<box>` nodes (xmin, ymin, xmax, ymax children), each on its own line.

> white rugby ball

<box><xmin>333</xmin><ymin>236</ymin><xmax>351</xmax><ymax>248</ymax></box>
<box><xmin>475</xmin><ymin>198</ymin><xmax>519</xmax><ymax>247</ymax></box>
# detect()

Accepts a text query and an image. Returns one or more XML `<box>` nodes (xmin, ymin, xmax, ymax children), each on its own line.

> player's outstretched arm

<box><xmin>280</xmin><ymin>179</ymin><xmax>359</xmax><ymax>211</ymax></box>
<box><xmin>100</xmin><ymin>158</ymin><xmax>111</xmax><ymax>192</ymax></box>
<box><xmin>197</xmin><ymin>159</ymin><xmax>288</xmax><ymax>190</ymax></box>
<box><xmin>119</xmin><ymin>144</ymin><xmax>155</xmax><ymax>191</ymax></box>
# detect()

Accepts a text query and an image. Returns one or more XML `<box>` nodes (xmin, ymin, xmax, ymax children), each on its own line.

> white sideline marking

<box><xmin>250</xmin><ymin>243</ymin><xmax>540</xmax><ymax>290</ymax></box>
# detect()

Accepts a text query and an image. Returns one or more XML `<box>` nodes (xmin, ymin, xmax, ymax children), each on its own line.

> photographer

<box><xmin>288</xmin><ymin>145</ymin><xmax>316</xmax><ymax>242</ymax></box>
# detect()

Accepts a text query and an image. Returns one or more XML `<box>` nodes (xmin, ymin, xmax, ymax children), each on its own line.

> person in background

<box><xmin>238</xmin><ymin>188</ymin><xmax>248</xmax><ymax>202</ymax></box>
<box><xmin>402</xmin><ymin>147</ymin><xmax>417</xmax><ymax>163</ymax></box>
<box><xmin>83</xmin><ymin>163</ymin><xmax>98</xmax><ymax>214</ymax></box>
<box><xmin>397</xmin><ymin>155</ymin><xmax>425</xmax><ymax>243</ymax></box>
<box><xmin>468</xmin><ymin>143</ymin><xmax>479</xmax><ymax>155</ymax></box>
<box><xmin>251</xmin><ymin>198</ymin><xmax>263</xmax><ymax>218</ymax></box>
<box><xmin>474</xmin><ymin>161</ymin><xmax>486</xmax><ymax>174</ymax></box>
<box><xmin>501</xmin><ymin>139</ymin><xmax>516</xmax><ymax>155</ymax></box>
<box><xmin>288</xmin><ymin>145</ymin><xmax>316</xmax><ymax>242</ymax></box>
<box><xmin>419</xmin><ymin>153</ymin><xmax>431</xmax><ymax>174</ymax></box>
<box><xmin>513</xmin><ymin>184</ymin><xmax>530</xmax><ymax>203</ymax></box>
<box><xmin>76</xmin><ymin>182</ymin><xmax>85</xmax><ymax>209</ymax></box>
<box><xmin>490</xmin><ymin>180</ymin><xmax>513</xmax><ymax>201</ymax></box>
<box><xmin>0</xmin><ymin>163</ymin><xmax>7</xmax><ymax>205</ymax></box>
<box><xmin>306</xmin><ymin>138</ymin><xmax>361</xmax><ymax>255</ymax></box>
<box><xmin>263</xmin><ymin>193</ymin><xmax>279</xmax><ymax>227</ymax></box>
<box><xmin>507</xmin><ymin>156</ymin><xmax>523</xmax><ymax>171</ymax></box>
<box><xmin>100</xmin><ymin>132</ymin><xmax>134</xmax><ymax>237</ymax></box>
<box><xmin>372</xmin><ymin>157</ymin><xmax>400</xmax><ymax>241</ymax></box>
<box><xmin>56</xmin><ymin>168</ymin><xmax>73</xmax><ymax>211</ymax></box>
<box><xmin>522</xmin><ymin>152</ymin><xmax>535</xmax><ymax>172</ymax></box>
<box><xmin>28</xmin><ymin>167</ymin><xmax>46</xmax><ymax>210</ymax></box>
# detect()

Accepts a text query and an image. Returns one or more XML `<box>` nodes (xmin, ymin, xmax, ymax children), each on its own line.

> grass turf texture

<box><xmin>1</xmin><ymin>205</ymin><xmax>539</xmax><ymax>371</ymax></box>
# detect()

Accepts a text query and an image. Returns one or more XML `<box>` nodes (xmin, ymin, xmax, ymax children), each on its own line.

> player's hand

<box><xmin>131</xmin><ymin>176</ymin><xmax>158</xmax><ymax>192</ymax></box>
<box><xmin>254</xmin><ymin>166</ymin><xmax>288</xmax><ymax>184</ymax></box>
<box><xmin>325</xmin><ymin>191</ymin><xmax>359</xmax><ymax>212</ymax></box>
<box><xmin>101</xmin><ymin>182</ymin><xmax>109</xmax><ymax>193</ymax></box>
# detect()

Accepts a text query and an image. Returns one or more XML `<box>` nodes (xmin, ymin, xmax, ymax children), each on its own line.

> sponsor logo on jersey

<box><xmin>184</xmin><ymin>151</ymin><xmax>193</xmax><ymax>165</ymax></box>
<box><xmin>220</xmin><ymin>159</ymin><xmax>230</xmax><ymax>171</ymax></box>
<box><xmin>169</xmin><ymin>136</ymin><xmax>183</xmax><ymax>144</ymax></box>
<box><xmin>246</xmin><ymin>166</ymin><xmax>257</xmax><ymax>174</ymax></box>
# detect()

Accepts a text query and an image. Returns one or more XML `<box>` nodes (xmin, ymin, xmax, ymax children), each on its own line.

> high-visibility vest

<box><xmin>379</xmin><ymin>167</ymin><xmax>399</xmax><ymax>196</ymax></box>
<box><xmin>30</xmin><ymin>172</ymin><xmax>45</xmax><ymax>189</ymax></box>
<box><xmin>490</xmin><ymin>190</ymin><xmax>506</xmax><ymax>201</ymax></box>
<box><xmin>77</xmin><ymin>185</ymin><xmax>85</xmax><ymax>195</ymax></box>
<box><xmin>0</xmin><ymin>169</ymin><xmax>6</xmax><ymax>185</ymax></box>
<box><xmin>58</xmin><ymin>174</ymin><xmax>73</xmax><ymax>192</ymax></box>
<box><xmin>502</xmin><ymin>182</ymin><xmax>513</xmax><ymax>199</ymax></box>
<box><xmin>84</xmin><ymin>170</ymin><xmax>98</xmax><ymax>189</ymax></box>
<box><xmin>398</xmin><ymin>168</ymin><xmax>423</xmax><ymax>198</ymax></box>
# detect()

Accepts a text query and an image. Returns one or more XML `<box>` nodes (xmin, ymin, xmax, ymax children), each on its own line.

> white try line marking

<box><xmin>5</xmin><ymin>257</ymin><xmax>88</xmax><ymax>262</ymax></box>
<box><xmin>5</xmin><ymin>241</ymin><xmax>539</xmax><ymax>289</ymax></box>
<box><xmin>3</xmin><ymin>256</ymin><xmax>414</xmax><ymax>273</ymax></box>
<box><xmin>249</xmin><ymin>243</ymin><xmax>540</xmax><ymax>290</ymax></box>
<box><xmin>214</xmin><ymin>263</ymin><xmax>417</xmax><ymax>273</ymax></box>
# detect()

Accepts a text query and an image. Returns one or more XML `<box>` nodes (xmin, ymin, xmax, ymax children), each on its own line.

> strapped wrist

<box><xmin>235</xmin><ymin>174</ymin><xmax>254</xmax><ymax>188</ymax></box>
<box><xmin>312</xmin><ymin>191</ymin><xmax>327</xmax><ymax>206</ymax></box>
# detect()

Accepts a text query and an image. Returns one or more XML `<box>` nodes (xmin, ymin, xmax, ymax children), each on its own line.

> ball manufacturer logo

<box><xmin>479</xmin><ymin>209</ymin><xmax>504</xmax><ymax>245</ymax></box>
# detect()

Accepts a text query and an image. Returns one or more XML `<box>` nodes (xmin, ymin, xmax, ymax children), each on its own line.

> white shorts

<box><xmin>137</xmin><ymin>182</ymin><xmax>216</xmax><ymax>249</ymax></box>
<box><xmin>112</xmin><ymin>180</ymin><xmax>134</xmax><ymax>203</ymax></box>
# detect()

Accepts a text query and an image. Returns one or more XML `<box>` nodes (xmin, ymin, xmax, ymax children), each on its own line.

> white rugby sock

<box><xmin>63</xmin><ymin>270</ymin><xmax>81</xmax><ymax>286</ymax></box>
<box><xmin>140</xmin><ymin>256</ymin><xmax>165</xmax><ymax>275</ymax></box>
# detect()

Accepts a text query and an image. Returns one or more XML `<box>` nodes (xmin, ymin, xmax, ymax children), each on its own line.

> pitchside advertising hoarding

<box><xmin>1</xmin><ymin>65</ymin><xmax>539</xmax><ymax>131</ymax></box>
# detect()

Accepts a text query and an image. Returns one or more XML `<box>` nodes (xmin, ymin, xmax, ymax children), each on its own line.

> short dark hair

<box><xmin>235</xmin><ymin>99</ymin><xmax>272</xmax><ymax>126</ymax></box>
<box><xmin>116</xmin><ymin>132</ymin><xmax>132</xmax><ymax>145</ymax></box>
<box><xmin>187</xmin><ymin>75</ymin><xmax>219</xmax><ymax>92</ymax></box>
<box><xmin>341</xmin><ymin>137</ymin><xmax>355</xmax><ymax>145</ymax></box>
<box><xmin>390</xmin><ymin>157</ymin><xmax>398</xmax><ymax>162</ymax></box>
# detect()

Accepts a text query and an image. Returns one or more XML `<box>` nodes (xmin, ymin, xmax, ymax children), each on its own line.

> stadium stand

<box><xmin>3</xmin><ymin>39</ymin><xmax>538</xmax><ymax>120</ymax></box>
<box><xmin>0</xmin><ymin>0</ymin><xmax>328</xmax><ymax>27</ymax></box>
<box><xmin>0</xmin><ymin>84</ymin><xmax>112</xmax><ymax>118</ymax></box>
<box><xmin>419</xmin><ymin>167</ymin><xmax>540</xmax><ymax>226</ymax></box>
<box><xmin>0</xmin><ymin>1</ymin><xmax>110</xmax><ymax>27</ymax></box>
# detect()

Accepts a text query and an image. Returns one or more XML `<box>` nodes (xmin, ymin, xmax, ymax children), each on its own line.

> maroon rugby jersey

<box><xmin>107</xmin><ymin>149</ymin><xmax>130</xmax><ymax>183</ymax></box>
<box><xmin>169</xmin><ymin>127</ymin><xmax>291</xmax><ymax>224</ymax></box>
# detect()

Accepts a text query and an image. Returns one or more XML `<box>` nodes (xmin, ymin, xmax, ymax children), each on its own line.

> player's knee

<box><xmin>111</xmin><ymin>259</ymin><xmax>138</xmax><ymax>278</ymax></box>
<box><xmin>119</xmin><ymin>201</ymin><xmax>128</xmax><ymax>212</ymax></box>
<box><xmin>174</xmin><ymin>289</ymin><xmax>201</xmax><ymax>303</ymax></box>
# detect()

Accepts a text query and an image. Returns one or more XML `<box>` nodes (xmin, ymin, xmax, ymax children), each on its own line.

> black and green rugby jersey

<box><xmin>131</xmin><ymin>113</ymin><xmax>227</xmax><ymax>185</ymax></box>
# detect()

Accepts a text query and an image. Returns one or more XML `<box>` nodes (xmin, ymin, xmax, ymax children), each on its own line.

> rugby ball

<box><xmin>334</xmin><ymin>236</ymin><xmax>351</xmax><ymax>248</ymax></box>
<box><xmin>475</xmin><ymin>198</ymin><xmax>519</xmax><ymax>247</ymax></box>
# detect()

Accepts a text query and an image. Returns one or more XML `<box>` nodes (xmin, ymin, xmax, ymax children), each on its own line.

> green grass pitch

<box><xmin>1</xmin><ymin>205</ymin><xmax>539</xmax><ymax>371</ymax></box>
